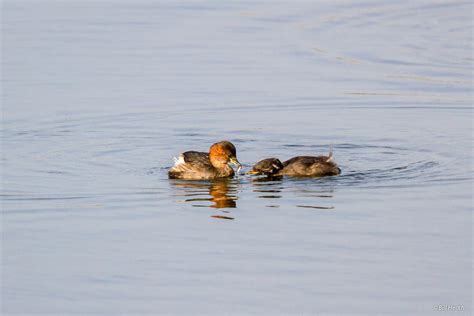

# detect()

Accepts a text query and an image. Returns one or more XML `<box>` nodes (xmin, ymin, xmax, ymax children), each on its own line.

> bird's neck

<box><xmin>216</xmin><ymin>164</ymin><xmax>234</xmax><ymax>177</ymax></box>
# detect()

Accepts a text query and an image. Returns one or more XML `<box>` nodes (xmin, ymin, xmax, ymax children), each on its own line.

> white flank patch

<box><xmin>173</xmin><ymin>154</ymin><xmax>186</xmax><ymax>167</ymax></box>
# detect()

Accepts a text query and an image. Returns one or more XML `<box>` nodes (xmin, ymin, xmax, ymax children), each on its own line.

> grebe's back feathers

<box><xmin>169</xmin><ymin>151</ymin><xmax>213</xmax><ymax>179</ymax></box>
<box><xmin>278</xmin><ymin>146</ymin><xmax>340</xmax><ymax>176</ymax></box>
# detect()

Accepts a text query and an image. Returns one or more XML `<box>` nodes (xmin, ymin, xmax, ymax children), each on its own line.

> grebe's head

<box><xmin>209</xmin><ymin>141</ymin><xmax>241</xmax><ymax>173</ymax></box>
<box><xmin>248</xmin><ymin>158</ymin><xmax>283</xmax><ymax>176</ymax></box>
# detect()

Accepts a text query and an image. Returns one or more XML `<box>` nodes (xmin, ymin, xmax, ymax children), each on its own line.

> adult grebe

<box><xmin>168</xmin><ymin>141</ymin><xmax>242</xmax><ymax>180</ymax></box>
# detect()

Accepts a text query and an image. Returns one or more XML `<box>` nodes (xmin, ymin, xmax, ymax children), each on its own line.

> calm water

<box><xmin>1</xmin><ymin>0</ymin><xmax>472</xmax><ymax>314</ymax></box>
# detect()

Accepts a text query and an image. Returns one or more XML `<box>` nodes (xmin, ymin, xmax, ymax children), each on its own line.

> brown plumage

<box><xmin>168</xmin><ymin>141</ymin><xmax>241</xmax><ymax>180</ymax></box>
<box><xmin>249</xmin><ymin>149</ymin><xmax>341</xmax><ymax>177</ymax></box>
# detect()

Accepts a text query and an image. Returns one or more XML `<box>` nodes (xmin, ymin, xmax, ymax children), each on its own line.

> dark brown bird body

<box><xmin>249</xmin><ymin>150</ymin><xmax>341</xmax><ymax>177</ymax></box>
<box><xmin>279</xmin><ymin>155</ymin><xmax>340</xmax><ymax>176</ymax></box>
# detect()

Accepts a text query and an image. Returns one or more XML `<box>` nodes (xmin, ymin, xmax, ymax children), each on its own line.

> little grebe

<box><xmin>168</xmin><ymin>141</ymin><xmax>242</xmax><ymax>180</ymax></box>
<box><xmin>248</xmin><ymin>149</ymin><xmax>341</xmax><ymax>177</ymax></box>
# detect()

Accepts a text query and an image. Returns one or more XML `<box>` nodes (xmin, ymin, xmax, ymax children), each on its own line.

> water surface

<box><xmin>1</xmin><ymin>0</ymin><xmax>472</xmax><ymax>314</ymax></box>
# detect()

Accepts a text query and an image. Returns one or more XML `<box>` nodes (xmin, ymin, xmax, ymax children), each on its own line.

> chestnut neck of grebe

<box><xmin>208</xmin><ymin>141</ymin><xmax>240</xmax><ymax>175</ymax></box>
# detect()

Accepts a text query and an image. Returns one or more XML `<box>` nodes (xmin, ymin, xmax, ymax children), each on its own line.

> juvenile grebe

<box><xmin>248</xmin><ymin>149</ymin><xmax>340</xmax><ymax>177</ymax></box>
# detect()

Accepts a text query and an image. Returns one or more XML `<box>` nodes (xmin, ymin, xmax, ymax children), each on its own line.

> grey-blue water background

<box><xmin>1</xmin><ymin>0</ymin><xmax>472</xmax><ymax>314</ymax></box>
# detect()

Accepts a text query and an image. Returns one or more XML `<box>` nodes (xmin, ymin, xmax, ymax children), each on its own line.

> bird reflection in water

<box><xmin>251</xmin><ymin>176</ymin><xmax>284</xmax><ymax>199</ymax></box>
<box><xmin>170</xmin><ymin>179</ymin><xmax>239</xmax><ymax>219</ymax></box>
<box><xmin>251</xmin><ymin>175</ymin><xmax>335</xmax><ymax>209</ymax></box>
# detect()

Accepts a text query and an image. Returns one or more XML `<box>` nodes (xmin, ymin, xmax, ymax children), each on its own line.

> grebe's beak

<box><xmin>246</xmin><ymin>169</ymin><xmax>259</xmax><ymax>175</ymax></box>
<box><xmin>229</xmin><ymin>157</ymin><xmax>242</xmax><ymax>174</ymax></box>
